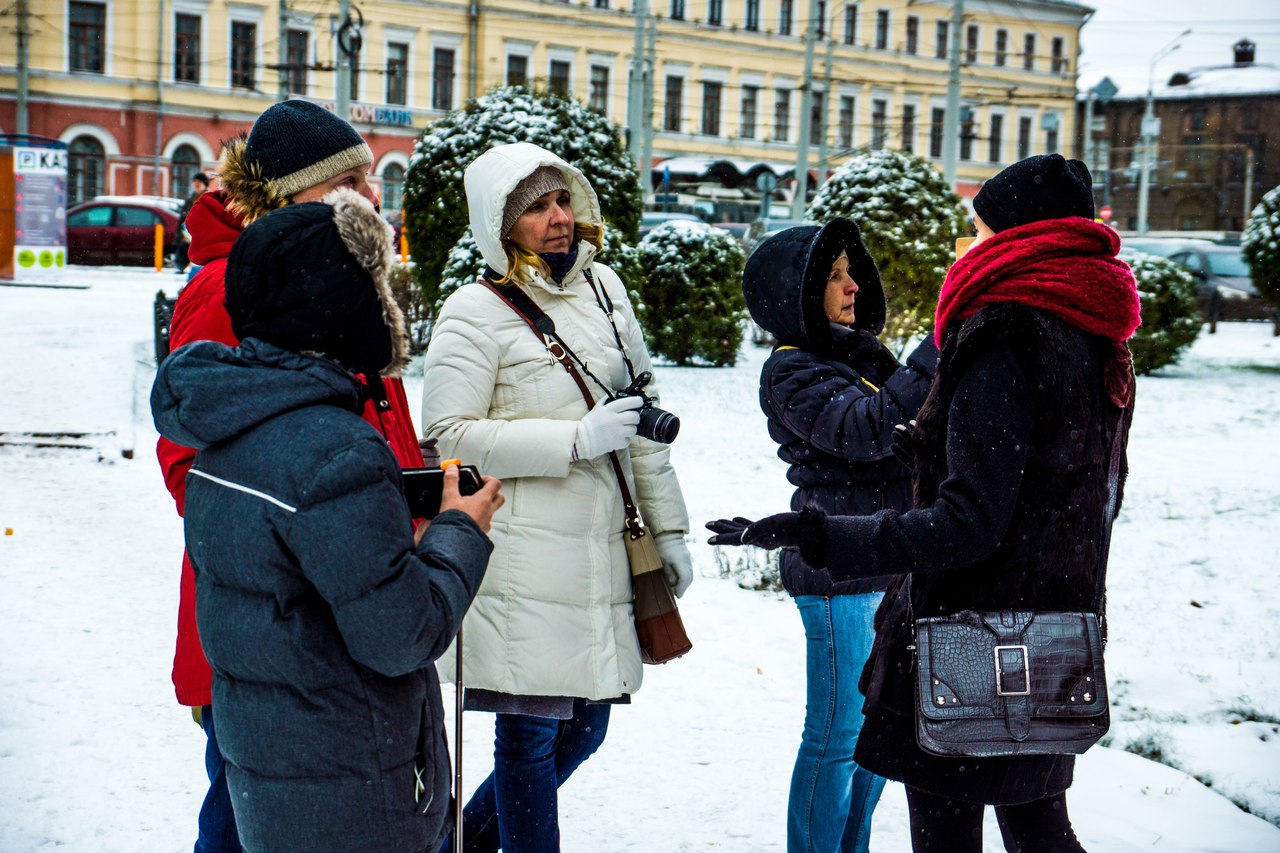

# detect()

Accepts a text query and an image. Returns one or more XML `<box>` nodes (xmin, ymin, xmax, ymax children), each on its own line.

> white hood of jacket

<box><xmin>464</xmin><ymin>142</ymin><xmax>602</xmax><ymax>277</ymax></box>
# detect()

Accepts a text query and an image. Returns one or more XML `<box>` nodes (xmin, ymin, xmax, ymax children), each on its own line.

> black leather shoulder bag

<box><xmin>910</xmin><ymin>410</ymin><xmax>1125</xmax><ymax>758</ymax></box>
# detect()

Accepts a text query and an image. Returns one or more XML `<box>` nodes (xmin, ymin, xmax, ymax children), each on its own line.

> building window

<box><xmin>871</xmin><ymin>98</ymin><xmax>887</xmax><ymax>149</ymax></box>
<box><xmin>1045</xmin><ymin>126</ymin><xmax>1058</xmax><ymax>154</ymax></box>
<box><xmin>664</xmin><ymin>75</ymin><xmax>683</xmax><ymax>131</ymax></box>
<box><xmin>1052</xmin><ymin>37</ymin><xmax>1066</xmax><ymax>73</ymax></box>
<box><xmin>1017</xmin><ymin>115</ymin><xmax>1032</xmax><ymax>160</ymax></box>
<box><xmin>875</xmin><ymin>10</ymin><xmax>889</xmax><ymax>49</ymax></box>
<box><xmin>959</xmin><ymin>106</ymin><xmax>975</xmax><ymax>160</ymax></box>
<box><xmin>387</xmin><ymin>42</ymin><xmax>409</xmax><ymax>106</ymax></box>
<box><xmin>779</xmin><ymin>0</ymin><xmax>793</xmax><ymax>36</ymax></box>
<box><xmin>774</xmin><ymin>88</ymin><xmax>790</xmax><ymax>141</ymax></box>
<box><xmin>285</xmin><ymin>29</ymin><xmax>308</xmax><ymax>95</ymax></box>
<box><xmin>902</xmin><ymin>103</ymin><xmax>915</xmax><ymax>154</ymax></box>
<box><xmin>170</xmin><ymin>144</ymin><xmax>201</xmax><ymax>195</ymax></box>
<box><xmin>1241</xmin><ymin>105</ymin><xmax>1260</xmax><ymax>130</ymax></box>
<box><xmin>843</xmin><ymin>4</ymin><xmax>857</xmax><ymax>45</ymax></box>
<box><xmin>994</xmin><ymin>29</ymin><xmax>1007</xmax><ymax>66</ymax></box>
<box><xmin>988</xmin><ymin>114</ymin><xmax>1003</xmax><ymax>162</ymax></box>
<box><xmin>838</xmin><ymin>96</ymin><xmax>855</xmax><ymax>148</ymax></box>
<box><xmin>745</xmin><ymin>0</ymin><xmax>759</xmax><ymax>31</ymax></box>
<box><xmin>589</xmin><ymin>65</ymin><xmax>609</xmax><ymax>114</ymax></box>
<box><xmin>69</xmin><ymin>2</ymin><xmax>106</xmax><ymax>73</ymax></box>
<box><xmin>1189</xmin><ymin>107</ymin><xmax>1207</xmax><ymax>131</ymax></box>
<box><xmin>930</xmin><ymin>107</ymin><xmax>944</xmax><ymax>158</ymax></box>
<box><xmin>816</xmin><ymin>0</ymin><xmax>826</xmax><ymax>38</ymax></box>
<box><xmin>1023</xmin><ymin>33</ymin><xmax>1035</xmax><ymax>70</ymax></box>
<box><xmin>810</xmin><ymin>90</ymin><xmax>824</xmax><ymax>142</ymax></box>
<box><xmin>965</xmin><ymin>24</ymin><xmax>978</xmax><ymax>64</ymax></box>
<box><xmin>507</xmin><ymin>54</ymin><xmax>528</xmax><ymax>87</ymax></box>
<box><xmin>432</xmin><ymin>47</ymin><xmax>456</xmax><ymax>110</ymax></box>
<box><xmin>741</xmin><ymin>86</ymin><xmax>758</xmax><ymax>139</ymax></box>
<box><xmin>174</xmin><ymin>13</ymin><xmax>201</xmax><ymax>83</ymax></box>
<box><xmin>381</xmin><ymin>164</ymin><xmax>405</xmax><ymax>211</ymax></box>
<box><xmin>708</xmin><ymin>0</ymin><xmax>722</xmax><ymax>26</ymax></box>
<box><xmin>231</xmin><ymin>22</ymin><xmax>256</xmax><ymax>89</ymax></box>
<box><xmin>702</xmin><ymin>81</ymin><xmax>722</xmax><ymax>135</ymax></box>
<box><xmin>935</xmin><ymin>20</ymin><xmax>948</xmax><ymax>59</ymax></box>
<box><xmin>549</xmin><ymin>59</ymin><xmax>570</xmax><ymax>96</ymax></box>
<box><xmin>905</xmin><ymin>16</ymin><xmax>919</xmax><ymax>54</ymax></box>
<box><xmin>670</xmin><ymin>0</ymin><xmax>684</xmax><ymax>20</ymax></box>
<box><xmin>68</xmin><ymin>135</ymin><xmax>105</xmax><ymax>205</ymax></box>
<box><xmin>594</xmin><ymin>0</ymin><xmax>609</xmax><ymax>7</ymax></box>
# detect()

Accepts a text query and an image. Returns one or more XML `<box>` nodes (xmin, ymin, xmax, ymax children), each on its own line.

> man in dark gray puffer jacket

<box><xmin>151</xmin><ymin>187</ymin><xmax>503</xmax><ymax>853</ymax></box>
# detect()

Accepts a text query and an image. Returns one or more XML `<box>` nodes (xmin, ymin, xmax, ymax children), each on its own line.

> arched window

<box><xmin>381</xmin><ymin>163</ymin><xmax>405</xmax><ymax>211</ymax></box>
<box><xmin>170</xmin><ymin>144</ymin><xmax>202</xmax><ymax>197</ymax></box>
<box><xmin>68</xmin><ymin>135</ymin><xmax>106</xmax><ymax>205</ymax></box>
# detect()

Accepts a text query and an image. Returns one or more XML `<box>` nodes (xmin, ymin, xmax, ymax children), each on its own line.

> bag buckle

<box><xmin>994</xmin><ymin>644</ymin><xmax>1031</xmax><ymax>696</ymax></box>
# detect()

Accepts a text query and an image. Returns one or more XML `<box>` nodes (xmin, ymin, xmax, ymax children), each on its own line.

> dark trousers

<box><xmin>195</xmin><ymin>704</ymin><xmax>242</xmax><ymax>853</ymax></box>
<box><xmin>905</xmin><ymin>786</ymin><xmax>1085</xmax><ymax>853</ymax></box>
<box><xmin>441</xmin><ymin>699</ymin><xmax>611</xmax><ymax>853</ymax></box>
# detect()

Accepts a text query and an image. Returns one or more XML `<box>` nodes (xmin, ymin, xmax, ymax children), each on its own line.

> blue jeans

<box><xmin>195</xmin><ymin>704</ymin><xmax>242</xmax><ymax>853</ymax></box>
<box><xmin>788</xmin><ymin>594</ymin><xmax>887</xmax><ymax>853</ymax></box>
<box><xmin>440</xmin><ymin>699</ymin><xmax>611</xmax><ymax>853</ymax></box>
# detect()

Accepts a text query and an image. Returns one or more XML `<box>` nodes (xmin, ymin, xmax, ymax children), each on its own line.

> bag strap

<box><xmin>479</xmin><ymin>277</ymin><xmax>647</xmax><ymax>539</ymax></box>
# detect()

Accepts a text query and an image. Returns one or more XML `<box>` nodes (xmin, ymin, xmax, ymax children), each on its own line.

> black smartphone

<box><xmin>400</xmin><ymin>466</ymin><xmax>482</xmax><ymax>518</ymax></box>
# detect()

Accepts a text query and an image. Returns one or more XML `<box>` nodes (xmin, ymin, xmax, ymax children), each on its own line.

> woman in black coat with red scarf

<box><xmin>710</xmin><ymin>154</ymin><xmax>1140</xmax><ymax>852</ymax></box>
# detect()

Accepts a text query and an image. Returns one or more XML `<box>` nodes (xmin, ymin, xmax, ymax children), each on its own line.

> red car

<box><xmin>67</xmin><ymin>195</ymin><xmax>184</xmax><ymax>265</ymax></box>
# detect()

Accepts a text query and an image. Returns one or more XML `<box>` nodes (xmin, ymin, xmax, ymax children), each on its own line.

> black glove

<box><xmin>891</xmin><ymin>420</ymin><xmax>918</xmax><ymax>471</ymax></box>
<box><xmin>705</xmin><ymin>507</ymin><xmax>826</xmax><ymax>553</ymax></box>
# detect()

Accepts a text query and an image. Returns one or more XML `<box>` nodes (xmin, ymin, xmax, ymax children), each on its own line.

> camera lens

<box><xmin>637</xmin><ymin>406</ymin><xmax>680</xmax><ymax>444</ymax></box>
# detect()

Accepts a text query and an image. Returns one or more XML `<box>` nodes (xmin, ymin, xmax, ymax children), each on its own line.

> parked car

<box><xmin>67</xmin><ymin>196</ymin><xmax>184</xmax><ymax>266</ymax></box>
<box><xmin>639</xmin><ymin>211</ymin><xmax>703</xmax><ymax>239</ymax></box>
<box><xmin>1119</xmin><ymin>235</ymin><xmax>1216</xmax><ymax>261</ymax></box>
<box><xmin>1165</xmin><ymin>245</ymin><xmax>1258</xmax><ymax>299</ymax></box>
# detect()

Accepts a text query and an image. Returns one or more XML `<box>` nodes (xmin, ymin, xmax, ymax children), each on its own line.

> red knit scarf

<box><xmin>934</xmin><ymin>218</ymin><xmax>1141</xmax><ymax>406</ymax></box>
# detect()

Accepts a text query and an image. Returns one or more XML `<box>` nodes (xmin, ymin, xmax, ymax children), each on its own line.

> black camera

<box><xmin>609</xmin><ymin>371</ymin><xmax>680</xmax><ymax>444</ymax></box>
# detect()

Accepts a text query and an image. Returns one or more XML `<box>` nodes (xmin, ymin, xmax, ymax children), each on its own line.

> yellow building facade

<box><xmin>1</xmin><ymin>0</ymin><xmax>1088</xmax><ymax>210</ymax></box>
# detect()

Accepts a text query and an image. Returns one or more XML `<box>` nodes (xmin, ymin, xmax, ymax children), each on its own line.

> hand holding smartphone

<box><xmin>401</xmin><ymin>464</ymin><xmax>483</xmax><ymax>518</ymax></box>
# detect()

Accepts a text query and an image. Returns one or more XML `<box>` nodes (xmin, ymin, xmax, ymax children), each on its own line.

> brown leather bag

<box><xmin>480</xmin><ymin>277</ymin><xmax>691</xmax><ymax>664</ymax></box>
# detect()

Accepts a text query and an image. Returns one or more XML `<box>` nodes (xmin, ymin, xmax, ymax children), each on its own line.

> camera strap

<box><xmin>480</xmin><ymin>275</ymin><xmax>647</xmax><ymax>535</ymax></box>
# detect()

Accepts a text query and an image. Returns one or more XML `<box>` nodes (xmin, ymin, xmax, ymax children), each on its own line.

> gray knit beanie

<box><xmin>243</xmin><ymin>100</ymin><xmax>373</xmax><ymax>198</ymax></box>
<box><xmin>502</xmin><ymin>166</ymin><xmax>570</xmax><ymax>238</ymax></box>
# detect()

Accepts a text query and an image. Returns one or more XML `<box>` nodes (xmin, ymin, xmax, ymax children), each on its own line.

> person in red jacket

<box><xmin>156</xmin><ymin>99</ymin><xmax>425</xmax><ymax>853</ymax></box>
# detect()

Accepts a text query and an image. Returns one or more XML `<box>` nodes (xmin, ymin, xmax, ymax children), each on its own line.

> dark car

<box><xmin>1166</xmin><ymin>245</ymin><xmax>1258</xmax><ymax>299</ymax></box>
<box><xmin>67</xmin><ymin>196</ymin><xmax>184</xmax><ymax>266</ymax></box>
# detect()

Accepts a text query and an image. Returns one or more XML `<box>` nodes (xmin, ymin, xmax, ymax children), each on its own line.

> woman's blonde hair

<box><xmin>496</xmin><ymin>222</ymin><xmax>604</xmax><ymax>285</ymax></box>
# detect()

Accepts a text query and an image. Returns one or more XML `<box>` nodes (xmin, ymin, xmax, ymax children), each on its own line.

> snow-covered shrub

<box><xmin>403</xmin><ymin>86</ymin><xmax>642</xmax><ymax>309</ymax></box>
<box><xmin>1126</xmin><ymin>253</ymin><xmax>1202</xmax><ymax>375</ymax></box>
<box><xmin>1242</xmin><ymin>184</ymin><xmax>1280</xmax><ymax>333</ymax></box>
<box><xmin>388</xmin><ymin>263</ymin><xmax>432</xmax><ymax>355</ymax></box>
<box><xmin>807</xmin><ymin>150</ymin><xmax>968</xmax><ymax>345</ymax></box>
<box><xmin>713</xmin><ymin>546</ymin><xmax>783</xmax><ymax>593</ymax></box>
<box><xmin>636</xmin><ymin>220</ymin><xmax>748</xmax><ymax>366</ymax></box>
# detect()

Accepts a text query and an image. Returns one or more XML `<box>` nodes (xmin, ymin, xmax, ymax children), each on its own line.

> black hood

<box><xmin>741</xmin><ymin>219</ymin><xmax>886</xmax><ymax>352</ymax></box>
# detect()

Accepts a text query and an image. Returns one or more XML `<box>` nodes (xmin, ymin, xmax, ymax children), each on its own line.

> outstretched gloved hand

<box><xmin>891</xmin><ymin>419</ymin><xmax>919</xmax><ymax>471</ymax></box>
<box><xmin>705</xmin><ymin>507</ymin><xmax>827</xmax><ymax>557</ymax></box>
<box><xmin>654</xmin><ymin>532</ymin><xmax>694</xmax><ymax>598</ymax></box>
<box><xmin>573</xmin><ymin>395</ymin><xmax>643</xmax><ymax>462</ymax></box>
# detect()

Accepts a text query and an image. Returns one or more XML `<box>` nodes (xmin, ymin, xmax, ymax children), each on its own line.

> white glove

<box><xmin>654</xmin><ymin>532</ymin><xmax>694</xmax><ymax>598</ymax></box>
<box><xmin>572</xmin><ymin>395</ymin><xmax>643</xmax><ymax>462</ymax></box>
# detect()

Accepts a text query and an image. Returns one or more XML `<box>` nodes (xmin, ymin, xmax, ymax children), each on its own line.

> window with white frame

<box><xmin>875</xmin><ymin>10</ymin><xmax>889</xmax><ymax>49</ymax></box>
<box><xmin>843</xmin><ymin>4</ymin><xmax>857</xmax><ymax>45</ymax></box>
<box><xmin>69</xmin><ymin>2</ymin><xmax>106</xmax><ymax>73</ymax></box>
<box><xmin>284</xmin><ymin>29</ymin><xmax>308</xmax><ymax>95</ymax></box>
<box><xmin>774</xmin><ymin>88</ymin><xmax>791</xmax><ymax>141</ymax></box>
<box><xmin>664</xmin><ymin>75</ymin><xmax>684</xmax><ymax>131</ymax></box>
<box><xmin>589</xmin><ymin>64</ymin><xmax>609</xmax><ymax>114</ymax></box>
<box><xmin>702</xmin><ymin>81</ymin><xmax>722</xmax><ymax>135</ymax></box>
<box><xmin>549</xmin><ymin>58</ymin><xmax>571</xmax><ymax>96</ymax></box>
<box><xmin>906</xmin><ymin>16</ymin><xmax>919</xmax><ymax>54</ymax></box>
<box><xmin>741</xmin><ymin>85</ymin><xmax>759</xmax><ymax>138</ymax></box>
<box><xmin>174</xmin><ymin>12</ymin><xmax>201</xmax><ymax>83</ymax></box>
<box><xmin>838</xmin><ymin>95</ymin><xmax>855</xmax><ymax>148</ymax></box>
<box><xmin>230</xmin><ymin>21</ymin><xmax>256</xmax><ymax>89</ymax></box>
<box><xmin>387</xmin><ymin>42</ymin><xmax>410</xmax><ymax>105</ymax></box>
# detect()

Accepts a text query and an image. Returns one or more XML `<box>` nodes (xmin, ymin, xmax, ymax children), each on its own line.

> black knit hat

<box><xmin>225</xmin><ymin>188</ymin><xmax>407</xmax><ymax>376</ymax></box>
<box><xmin>973</xmin><ymin>154</ymin><xmax>1095</xmax><ymax>233</ymax></box>
<box><xmin>243</xmin><ymin>100</ymin><xmax>373</xmax><ymax>198</ymax></box>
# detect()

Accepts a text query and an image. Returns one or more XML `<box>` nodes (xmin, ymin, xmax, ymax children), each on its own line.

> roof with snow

<box><xmin>1156</xmin><ymin>62</ymin><xmax>1280</xmax><ymax>99</ymax></box>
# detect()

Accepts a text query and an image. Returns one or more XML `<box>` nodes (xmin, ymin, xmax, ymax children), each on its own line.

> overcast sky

<box><xmin>1076</xmin><ymin>0</ymin><xmax>1280</xmax><ymax>95</ymax></box>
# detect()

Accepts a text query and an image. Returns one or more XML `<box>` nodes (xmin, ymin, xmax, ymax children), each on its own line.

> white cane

<box><xmin>454</xmin><ymin>626</ymin><xmax>464</xmax><ymax>853</ymax></box>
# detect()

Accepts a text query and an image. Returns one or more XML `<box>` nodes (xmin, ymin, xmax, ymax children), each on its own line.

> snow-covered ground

<box><xmin>2</xmin><ymin>267</ymin><xmax>1278</xmax><ymax>852</ymax></box>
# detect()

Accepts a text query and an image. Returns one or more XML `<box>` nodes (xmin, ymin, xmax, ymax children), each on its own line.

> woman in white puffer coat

<box><xmin>421</xmin><ymin>142</ymin><xmax>692</xmax><ymax>852</ymax></box>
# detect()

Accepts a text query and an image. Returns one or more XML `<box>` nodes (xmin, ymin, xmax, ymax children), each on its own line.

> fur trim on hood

<box><xmin>217</xmin><ymin>134</ymin><xmax>290</xmax><ymax>226</ymax></box>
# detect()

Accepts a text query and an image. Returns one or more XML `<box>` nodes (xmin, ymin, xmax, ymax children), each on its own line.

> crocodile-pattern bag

<box><xmin>913</xmin><ymin>610</ymin><xmax>1109</xmax><ymax>757</ymax></box>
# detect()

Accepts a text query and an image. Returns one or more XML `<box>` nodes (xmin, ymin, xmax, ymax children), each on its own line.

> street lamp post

<box><xmin>1137</xmin><ymin>29</ymin><xmax>1190</xmax><ymax>235</ymax></box>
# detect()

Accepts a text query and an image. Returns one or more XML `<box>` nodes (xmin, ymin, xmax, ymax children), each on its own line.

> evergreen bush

<box><xmin>402</xmin><ymin>86</ymin><xmax>642</xmax><ymax>310</ymax></box>
<box><xmin>807</xmin><ymin>149</ymin><xmax>968</xmax><ymax>345</ymax></box>
<box><xmin>1126</xmin><ymin>252</ymin><xmax>1202</xmax><ymax>375</ymax></box>
<box><xmin>635</xmin><ymin>220</ymin><xmax>748</xmax><ymax>366</ymax></box>
<box><xmin>1242</xmin><ymin>184</ymin><xmax>1280</xmax><ymax>334</ymax></box>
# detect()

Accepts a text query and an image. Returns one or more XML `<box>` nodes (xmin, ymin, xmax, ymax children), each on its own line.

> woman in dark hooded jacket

<box><xmin>711</xmin><ymin>155</ymin><xmax>1140</xmax><ymax>852</ymax></box>
<box><xmin>742</xmin><ymin>219</ymin><xmax>938</xmax><ymax>853</ymax></box>
<box><xmin>150</xmin><ymin>188</ymin><xmax>505</xmax><ymax>853</ymax></box>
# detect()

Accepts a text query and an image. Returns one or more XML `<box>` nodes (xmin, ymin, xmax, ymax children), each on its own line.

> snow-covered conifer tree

<box><xmin>806</xmin><ymin>149</ymin><xmax>967</xmax><ymax>345</ymax></box>
<box><xmin>1126</xmin><ymin>253</ymin><xmax>1202</xmax><ymax>374</ymax></box>
<box><xmin>1242</xmin><ymin>184</ymin><xmax>1280</xmax><ymax>335</ymax></box>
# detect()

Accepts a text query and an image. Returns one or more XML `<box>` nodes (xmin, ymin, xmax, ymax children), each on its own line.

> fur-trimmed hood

<box><xmin>216</xmin><ymin>134</ymin><xmax>289</xmax><ymax>227</ymax></box>
<box><xmin>224</xmin><ymin>187</ymin><xmax>408</xmax><ymax>377</ymax></box>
